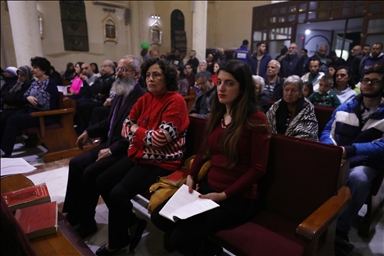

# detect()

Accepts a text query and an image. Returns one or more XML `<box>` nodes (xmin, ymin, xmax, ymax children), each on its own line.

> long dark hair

<box><xmin>203</xmin><ymin>60</ymin><xmax>269</xmax><ymax>168</ymax></box>
<box><xmin>140</xmin><ymin>58</ymin><xmax>178</xmax><ymax>91</ymax></box>
<box><xmin>90</xmin><ymin>62</ymin><xmax>99</xmax><ymax>74</ymax></box>
<box><xmin>74</xmin><ymin>62</ymin><xmax>84</xmax><ymax>76</ymax></box>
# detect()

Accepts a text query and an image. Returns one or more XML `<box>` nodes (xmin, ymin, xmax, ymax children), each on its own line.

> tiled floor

<box><xmin>3</xmin><ymin>140</ymin><xmax>384</xmax><ymax>255</ymax></box>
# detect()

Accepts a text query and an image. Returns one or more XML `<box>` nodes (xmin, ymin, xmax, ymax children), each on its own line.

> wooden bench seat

<box><xmin>25</xmin><ymin>92</ymin><xmax>97</xmax><ymax>162</ymax></box>
<box><xmin>183</xmin><ymin>87</ymin><xmax>196</xmax><ymax>113</ymax></box>
<box><xmin>156</xmin><ymin>116</ymin><xmax>350</xmax><ymax>255</ymax></box>
<box><xmin>210</xmin><ymin>134</ymin><xmax>350</xmax><ymax>256</ymax></box>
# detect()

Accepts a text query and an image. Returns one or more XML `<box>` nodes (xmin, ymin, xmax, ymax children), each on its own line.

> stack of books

<box><xmin>2</xmin><ymin>183</ymin><xmax>58</xmax><ymax>239</ymax></box>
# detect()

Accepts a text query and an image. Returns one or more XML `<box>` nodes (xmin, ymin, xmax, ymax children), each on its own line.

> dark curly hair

<box><xmin>30</xmin><ymin>56</ymin><xmax>51</xmax><ymax>75</ymax></box>
<box><xmin>140</xmin><ymin>58</ymin><xmax>178</xmax><ymax>91</ymax></box>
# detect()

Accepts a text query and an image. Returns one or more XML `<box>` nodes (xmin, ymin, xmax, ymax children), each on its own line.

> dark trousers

<box><xmin>1</xmin><ymin>109</ymin><xmax>18</xmax><ymax>141</ymax></box>
<box><xmin>95</xmin><ymin>159</ymin><xmax>172</xmax><ymax>248</ymax></box>
<box><xmin>75</xmin><ymin>99</ymin><xmax>102</xmax><ymax>133</ymax></box>
<box><xmin>1</xmin><ymin>113</ymin><xmax>56</xmax><ymax>155</ymax></box>
<box><xmin>150</xmin><ymin>179</ymin><xmax>258</xmax><ymax>256</ymax></box>
<box><xmin>62</xmin><ymin>143</ymin><xmax>127</xmax><ymax>225</ymax></box>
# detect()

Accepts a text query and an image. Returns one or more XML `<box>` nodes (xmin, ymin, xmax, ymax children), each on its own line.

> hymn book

<box><xmin>1</xmin><ymin>183</ymin><xmax>51</xmax><ymax>212</ymax></box>
<box><xmin>15</xmin><ymin>201</ymin><xmax>58</xmax><ymax>239</ymax></box>
<box><xmin>159</xmin><ymin>184</ymin><xmax>220</xmax><ymax>222</ymax></box>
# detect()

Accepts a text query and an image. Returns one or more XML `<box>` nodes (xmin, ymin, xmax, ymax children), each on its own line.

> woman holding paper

<box><xmin>151</xmin><ymin>60</ymin><xmax>271</xmax><ymax>255</ymax></box>
<box><xmin>94</xmin><ymin>58</ymin><xmax>189</xmax><ymax>255</ymax></box>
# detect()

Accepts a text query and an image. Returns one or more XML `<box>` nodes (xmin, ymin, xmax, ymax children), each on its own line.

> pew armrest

<box><xmin>30</xmin><ymin>108</ymin><xmax>75</xmax><ymax>117</ymax></box>
<box><xmin>29</xmin><ymin>108</ymin><xmax>75</xmax><ymax>137</ymax></box>
<box><xmin>296</xmin><ymin>186</ymin><xmax>350</xmax><ymax>243</ymax></box>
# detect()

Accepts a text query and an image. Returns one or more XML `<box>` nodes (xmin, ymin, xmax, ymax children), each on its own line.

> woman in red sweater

<box><xmin>95</xmin><ymin>58</ymin><xmax>189</xmax><ymax>255</ymax></box>
<box><xmin>151</xmin><ymin>60</ymin><xmax>271</xmax><ymax>255</ymax></box>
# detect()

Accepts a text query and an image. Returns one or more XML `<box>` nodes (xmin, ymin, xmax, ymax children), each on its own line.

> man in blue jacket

<box><xmin>250</xmin><ymin>42</ymin><xmax>271</xmax><ymax>78</ymax></box>
<box><xmin>360</xmin><ymin>42</ymin><xmax>384</xmax><ymax>81</ymax></box>
<box><xmin>233</xmin><ymin>39</ymin><xmax>251</xmax><ymax>65</ymax></box>
<box><xmin>320</xmin><ymin>65</ymin><xmax>384</xmax><ymax>254</ymax></box>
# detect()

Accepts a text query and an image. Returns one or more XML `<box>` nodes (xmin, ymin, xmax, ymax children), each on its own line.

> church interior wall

<box><xmin>1</xmin><ymin>1</ymin><xmax>271</xmax><ymax>73</ymax></box>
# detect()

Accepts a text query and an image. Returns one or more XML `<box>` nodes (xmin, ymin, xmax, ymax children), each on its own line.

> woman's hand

<box><xmin>130</xmin><ymin>124</ymin><xmax>139</xmax><ymax>133</ymax></box>
<box><xmin>199</xmin><ymin>191</ymin><xmax>227</xmax><ymax>202</ymax></box>
<box><xmin>121</xmin><ymin>123</ymin><xmax>128</xmax><ymax>138</ymax></box>
<box><xmin>186</xmin><ymin>175</ymin><xmax>199</xmax><ymax>193</ymax></box>
<box><xmin>27</xmin><ymin>96</ymin><xmax>38</xmax><ymax>106</ymax></box>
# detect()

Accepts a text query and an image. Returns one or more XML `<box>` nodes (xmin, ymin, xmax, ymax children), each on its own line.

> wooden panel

<box><xmin>30</xmin><ymin>229</ymin><xmax>82</xmax><ymax>256</ymax></box>
<box><xmin>1</xmin><ymin>174</ymin><xmax>34</xmax><ymax>194</ymax></box>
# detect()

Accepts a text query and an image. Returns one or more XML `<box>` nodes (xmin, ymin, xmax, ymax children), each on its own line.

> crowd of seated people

<box><xmin>1</xmin><ymin>57</ymin><xmax>58</xmax><ymax>157</ymax></box>
<box><xmin>1</xmin><ymin>41</ymin><xmax>383</xmax><ymax>256</ymax></box>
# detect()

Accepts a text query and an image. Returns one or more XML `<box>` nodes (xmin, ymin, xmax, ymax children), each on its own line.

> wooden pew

<box><xmin>25</xmin><ymin>92</ymin><xmax>97</xmax><ymax>162</ymax></box>
<box><xmin>183</xmin><ymin>87</ymin><xmax>196</xmax><ymax>113</ymax></box>
<box><xmin>210</xmin><ymin>134</ymin><xmax>350</xmax><ymax>256</ymax></box>
<box><xmin>164</xmin><ymin>117</ymin><xmax>350</xmax><ymax>255</ymax></box>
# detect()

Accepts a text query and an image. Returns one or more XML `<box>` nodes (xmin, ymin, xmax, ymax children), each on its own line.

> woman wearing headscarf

<box><xmin>1</xmin><ymin>57</ymin><xmax>58</xmax><ymax>157</ymax></box>
<box><xmin>1</xmin><ymin>65</ymin><xmax>33</xmax><ymax>109</ymax></box>
<box><xmin>266</xmin><ymin>75</ymin><xmax>319</xmax><ymax>141</ymax></box>
<box><xmin>1</xmin><ymin>65</ymin><xmax>33</xmax><ymax>140</ymax></box>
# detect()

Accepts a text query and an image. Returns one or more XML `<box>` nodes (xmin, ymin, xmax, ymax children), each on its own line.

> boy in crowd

<box><xmin>308</xmin><ymin>74</ymin><xmax>341</xmax><ymax>107</ymax></box>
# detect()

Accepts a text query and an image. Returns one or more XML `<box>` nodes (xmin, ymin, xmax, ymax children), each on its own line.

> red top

<box><xmin>189</xmin><ymin>112</ymin><xmax>270</xmax><ymax>199</ymax></box>
<box><xmin>211</xmin><ymin>74</ymin><xmax>218</xmax><ymax>85</ymax></box>
<box><xmin>122</xmin><ymin>91</ymin><xmax>190</xmax><ymax>171</ymax></box>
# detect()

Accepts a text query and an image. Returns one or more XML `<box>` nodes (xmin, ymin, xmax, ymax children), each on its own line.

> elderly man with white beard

<box><xmin>62</xmin><ymin>55</ymin><xmax>146</xmax><ymax>239</ymax></box>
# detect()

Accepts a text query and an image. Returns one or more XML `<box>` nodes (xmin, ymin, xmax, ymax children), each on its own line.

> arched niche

<box><xmin>102</xmin><ymin>15</ymin><xmax>118</xmax><ymax>43</ymax></box>
<box><xmin>150</xmin><ymin>20</ymin><xmax>162</xmax><ymax>46</ymax></box>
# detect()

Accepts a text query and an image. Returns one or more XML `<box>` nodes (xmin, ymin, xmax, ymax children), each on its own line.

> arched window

<box><xmin>170</xmin><ymin>10</ymin><xmax>186</xmax><ymax>53</ymax></box>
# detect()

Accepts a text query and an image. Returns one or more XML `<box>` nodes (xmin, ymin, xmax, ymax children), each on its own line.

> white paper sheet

<box><xmin>1</xmin><ymin>158</ymin><xmax>37</xmax><ymax>176</ymax></box>
<box><xmin>159</xmin><ymin>184</ymin><xmax>219</xmax><ymax>222</ymax></box>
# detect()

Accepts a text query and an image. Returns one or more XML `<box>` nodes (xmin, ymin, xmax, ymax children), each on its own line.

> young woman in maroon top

<box><xmin>151</xmin><ymin>60</ymin><xmax>271</xmax><ymax>255</ymax></box>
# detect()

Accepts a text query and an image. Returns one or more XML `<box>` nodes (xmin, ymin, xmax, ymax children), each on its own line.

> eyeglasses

<box><xmin>361</xmin><ymin>78</ymin><xmax>383</xmax><ymax>85</ymax></box>
<box><xmin>336</xmin><ymin>74</ymin><xmax>347</xmax><ymax>78</ymax></box>
<box><xmin>116</xmin><ymin>67</ymin><xmax>133</xmax><ymax>73</ymax></box>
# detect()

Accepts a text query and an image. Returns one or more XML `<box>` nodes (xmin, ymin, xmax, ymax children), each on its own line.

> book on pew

<box><xmin>15</xmin><ymin>201</ymin><xmax>58</xmax><ymax>239</ymax></box>
<box><xmin>162</xmin><ymin>168</ymin><xmax>189</xmax><ymax>186</ymax></box>
<box><xmin>1</xmin><ymin>183</ymin><xmax>51</xmax><ymax>212</ymax></box>
<box><xmin>159</xmin><ymin>184</ymin><xmax>219</xmax><ymax>222</ymax></box>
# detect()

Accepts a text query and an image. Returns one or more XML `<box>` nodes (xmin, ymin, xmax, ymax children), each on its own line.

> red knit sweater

<box><xmin>122</xmin><ymin>91</ymin><xmax>189</xmax><ymax>171</ymax></box>
<box><xmin>189</xmin><ymin>112</ymin><xmax>270</xmax><ymax>199</ymax></box>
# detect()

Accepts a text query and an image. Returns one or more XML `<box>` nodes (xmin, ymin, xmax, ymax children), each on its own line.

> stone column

<box><xmin>192</xmin><ymin>1</ymin><xmax>207</xmax><ymax>61</ymax></box>
<box><xmin>128</xmin><ymin>1</ymin><xmax>141</xmax><ymax>58</ymax></box>
<box><xmin>7</xmin><ymin>1</ymin><xmax>43</xmax><ymax>67</ymax></box>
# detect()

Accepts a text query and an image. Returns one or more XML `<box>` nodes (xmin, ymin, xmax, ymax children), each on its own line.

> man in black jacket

<box><xmin>75</xmin><ymin>60</ymin><xmax>115</xmax><ymax>134</ymax></box>
<box><xmin>62</xmin><ymin>55</ymin><xmax>146</xmax><ymax>239</ymax></box>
